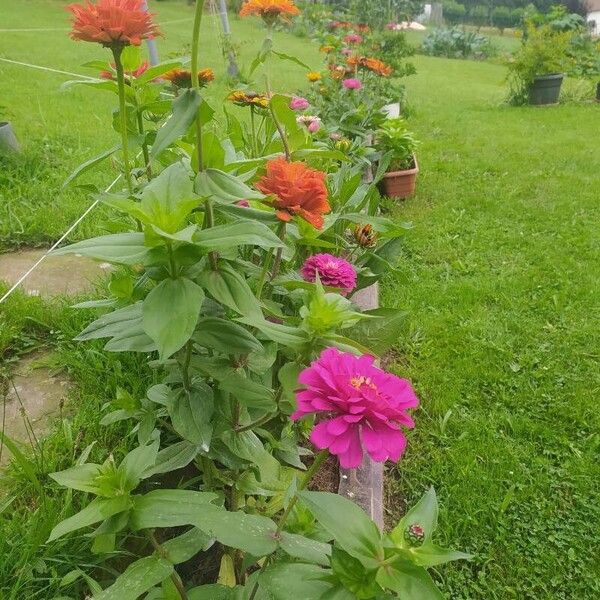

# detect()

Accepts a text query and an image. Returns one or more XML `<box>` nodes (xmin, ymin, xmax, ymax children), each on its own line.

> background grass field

<box><xmin>1</xmin><ymin>1</ymin><xmax>599</xmax><ymax>598</ymax></box>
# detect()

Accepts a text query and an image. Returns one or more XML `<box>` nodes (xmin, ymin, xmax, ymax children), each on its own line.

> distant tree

<box><xmin>470</xmin><ymin>4</ymin><xmax>490</xmax><ymax>28</ymax></box>
<box><xmin>492</xmin><ymin>5</ymin><xmax>513</xmax><ymax>32</ymax></box>
<box><xmin>444</xmin><ymin>0</ymin><xmax>467</xmax><ymax>24</ymax></box>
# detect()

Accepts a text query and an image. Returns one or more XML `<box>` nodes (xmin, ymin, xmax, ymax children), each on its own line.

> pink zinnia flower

<box><xmin>341</xmin><ymin>47</ymin><xmax>353</xmax><ymax>56</ymax></box>
<box><xmin>289</xmin><ymin>96</ymin><xmax>310</xmax><ymax>111</ymax></box>
<box><xmin>300</xmin><ymin>253</ymin><xmax>356</xmax><ymax>294</ymax></box>
<box><xmin>292</xmin><ymin>348</ymin><xmax>419</xmax><ymax>468</ymax></box>
<box><xmin>344</xmin><ymin>33</ymin><xmax>362</xmax><ymax>44</ymax></box>
<box><xmin>297</xmin><ymin>115</ymin><xmax>322</xmax><ymax>134</ymax></box>
<box><xmin>343</xmin><ymin>78</ymin><xmax>362</xmax><ymax>90</ymax></box>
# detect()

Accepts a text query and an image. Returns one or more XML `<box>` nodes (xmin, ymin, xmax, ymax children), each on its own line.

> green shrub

<box><xmin>492</xmin><ymin>6</ymin><xmax>512</xmax><ymax>33</ymax></box>
<box><xmin>422</xmin><ymin>27</ymin><xmax>496</xmax><ymax>60</ymax></box>
<box><xmin>443</xmin><ymin>1</ymin><xmax>467</xmax><ymax>25</ymax></box>
<box><xmin>470</xmin><ymin>5</ymin><xmax>489</xmax><ymax>28</ymax></box>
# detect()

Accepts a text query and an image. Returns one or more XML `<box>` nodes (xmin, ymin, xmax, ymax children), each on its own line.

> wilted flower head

<box><xmin>227</xmin><ymin>90</ymin><xmax>269</xmax><ymax>109</ymax></box>
<box><xmin>348</xmin><ymin>55</ymin><xmax>393</xmax><ymax>76</ymax></box>
<box><xmin>163</xmin><ymin>68</ymin><xmax>214</xmax><ymax>89</ymax></box>
<box><xmin>356</xmin><ymin>23</ymin><xmax>370</xmax><ymax>33</ymax></box>
<box><xmin>255</xmin><ymin>158</ymin><xmax>330</xmax><ymax>229</ymax></box>
<box><xmin>344</xmin><ymin>33</ymin><xmax>362</xmax><ymax>44</ymax></box>
<box><xmin>300</xmin><ymin>254</ymin><xmax>357</xmax><ymax>295</ymax></box>
<box><xmin>292</xmin><ymin>348</ymin><xmax>419</xmax><ymax>468</ymax></box>
<box><xmin>353</xmin><ymin>223</ymin><xmax>378</xmax><ymax>248</ymax></box>
<box><xmin>67</xmin><ymin>0</ymin><xmax>160</xmax><ymax>48</ymax></box>
<box><xmin>289</xmin><ymin>96</ymin><xmax>310</xmax><ymax>111</ymax></box>
<box><xmin>239</xmin><ymin>0</ymin><xmax>300</xmax><ymax>24</ymax></box>
<box><xmin>297</xmin><ymin>115</ymin><xmax>322</xmax><ymax>133</ymax></box>
<box><xmin>99</xmin><ymin>60</ymin><xmax>148</xmax><ymax>81</ymax></box>
<box><xmin>342</xmin><ymin>78</ymin><xmax>362</xmax><ymax>90</ymax></box>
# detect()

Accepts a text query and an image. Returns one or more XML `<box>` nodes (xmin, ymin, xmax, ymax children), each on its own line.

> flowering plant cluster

<box><xmin>46</xmin><ymin>0</ymin><xmax>469</xmax><ymax>597</ymax></box>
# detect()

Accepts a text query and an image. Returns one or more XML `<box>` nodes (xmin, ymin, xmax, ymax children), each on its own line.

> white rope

<box><xmin>0</xmin><ymin>171</ymin><xmax>123</xmax><ymax>305</ymax></box>
<box><xmin>0</xmin><ymin>58</ymin><xmax>97</xmax><ymax>80</ymax></box>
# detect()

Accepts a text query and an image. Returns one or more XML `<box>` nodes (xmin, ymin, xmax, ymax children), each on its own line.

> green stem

<box><xmin>203</xmin><ymin>198</ymin><xmax>219</xmax><ymax>270</ymax></box>
<box><xmin>248</xmin><ymin>450</ymin><xmax>329</xmax><ymax>600</ymax></box>
<box><xmin>255</xmin><ymin>248</ymin><xmax>274</xmax><ymax>299</ymax></box>
<box><xmin>147</xmin><ymin>531</ymin><xmax>188</xmax><ymax>600</ymax></box>
<box><xmin>250</xmin><ymin>105</ymin><xmax>258</xmax><ymax>158</ymax></box>
<box><xmin>181</xmin><ymin>341</ymin><xmax>193</xmax><ymax>392</ymax></box>
<box><xmin>191</xmin><ymin>0</ymin><xmax>206</xmax><ymax>173</ymax></box>
<box><xmin>264</xmin><ymin>27</ymin><xmax>291</xmax><ymax>161</ymax></box>
<box><xmin>136</xmin><ymin>107</ymin><xmax>152</xmax><ymax>180</ymax></box>
<box><xmin>269</xmin><ymin>222</ymin><xmax>287</xmax><ymax>283</ymax></box>
<box><xmin>112</xmin><ymin>46</ymin><xmax>133</xmax><ymax>194</ymax></box>
<box><xmin>234</xmin><ymin>411</ymin><xmax>275</xmax><ymax>434</ymax></box>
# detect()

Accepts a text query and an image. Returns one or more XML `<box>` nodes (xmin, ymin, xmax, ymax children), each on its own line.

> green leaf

<box><xmin>346</xmin><ymin>308</ymin><xmax>407</xmax><ymax>355</ymax></box>
<box><xmin>329</xmin><ymin>546</ymin><xmax>381</xmax><ymax>598</ymax></box>
<box><xmin>49</xmin><ymin>464</ymin><xmax>102</xmax><ymax>495</ymax></box>
<box><xmin>135</xmin><ymin>60</ymin><xmax>182</xmax><ymax>85</ymax></box>
<box><xmin>143</xmin><ymin>441</ymin><xmax>201</xmax><ymax>478</ymax></box>
<box><xmin>219</xmin><ymin>375</ymin><xmax>276</xmax><ymax>411</ymax></box>
<box><xmin>376</xmin><ymin>562</ymin><xmax>444</xmax><ymax>600</ymax></box>
<box><xmin>0</xmin><ymin>432</ymin><xmax>42</xmax><ymax>492</ymax></box>
<box><xmin>410</xmin><ymin>542</ymin><xmax>473</xmax><ymax>568</ymax></box>
<box><xmin>198</xmin><ymin>263</ymin><xmax>262</xmax><ymax>319</ymax></box>
<box><xmin>271</xmin><ymin>50</ymin><xmax>311</xmax><ymax>71</ymax></box>
<box><xmin>390</xmin><ymin>487</ymin><xmax>438</xmax><ymax>548</ymax></box>
<box><xmin>279</xmin><ymin>532</ymin><xmax>331</xmax><ymax>565</ymax></box>
<box><xmin>167</xmin><ymin>386</ymin><xmax>214</xmax><ymax>449</ymax></box>
<box><xmin>131</xmin><ymin>490</ymin><xmax>219</xmax><ymax>530</ymax></box>
<box><xmin>48</xmin><ymin>496</ymin><xmax>132</xmax><ymax>542</ymax></box>
<box><xmin>217</xmin><ymin>555</ymin><xmax>237</xmax><ymax>588</ymax></box>
<box><xmin>76</xmin><ymin>303</ymin><xmax>144</xmax><ymax>341</ymax></box>
<box><xmin>63</xmin><ymin>145</ymin><xmax>120</xmax><ymax>188</ymax></box>
<box><xmin>195</xmin><ymin>168</ymin><xmax>265</xmax><ymax>203</ymax></box>
<box><xmin>194</xmin><ymin>510</ymin><xmax>278</xmax><ymax>556</ymax></box>
<box><xmin>237</xmin><ymin>316</ymin><xmax>309</xmax><ymax>349</ymax></box>
<box><xmin>188</xmin><ymin>585</ymin><xmax>235</xmax><ymax>600</ymax></box>
<box><xmin>194</xmin><ymin>221</ymin><xmax>284</xmax><ymax>251</ymax></box>
<box><xmin>152</xmin><ymin>88</ymin><xmax>202</xmax><ymax>158</ymax></box>
<box><xmin>299</xmin><ymin>491</ymin><xmax>383</xmax><ymax>568</ymax></box>
<box><xmin>221</xmin><ymin>430</ymin><xmax>280</xmax><ymax>482</ymax></box>
<box><xmin>118</xmin><ymin>439</ymin><xmax>160</xmax><ymax>490</ymax></box>
<box><xmin>259</xmin><ymin>563</ymin><xmax>332</xmax><ymax>599</ymax></box>
<box><xmin>142</xmin><ymin>278</ymin><xmax>204</xmax><ymax>359</ymax></box>
<box><xmin>162</xmin><ymin>528</ymin><xmax>214</xmax><ymax>564</ymax></box>
<box><xmin>320</xmin><ymin>333</ymin><xmax>374</xmax><ymax>356</ymax></box>
<box><xmin>249</xmin><ymin>36</ymin><xmax>273</xmax><ymax>75</ymax></box>
<box><xmin>193</xmin><ymin>317</ymin><xmax>262</xmax><ymax>355</ymax></box>
<box><xmin>93</xmin><ymin>556</ymin><xmax>174</xmax><ymax>600</ymax></box>
<box><xmin>52</xmin><ymin>233</ymin><xmax>148</xmax><ymax>265</ymax></box>
<box><xmin>215</xmin><ymin>203</ymin><xmax>279</xmax><ymax>224</ymax></box>
<box><xmin>340</xmin><ymin>213</ymin><xmax>409</xmax><ymax>237</ymax></box>
<box><xmin>139</xmin><ymin>162</ymin><xmax>198</xmax><ymax>233</ymax></box>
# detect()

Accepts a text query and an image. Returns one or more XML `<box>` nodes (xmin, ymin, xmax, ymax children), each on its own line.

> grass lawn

<box><xmin>2</xmin><ymin>1</ymin><xmax>600</xmax><ymax>598</ymax></box>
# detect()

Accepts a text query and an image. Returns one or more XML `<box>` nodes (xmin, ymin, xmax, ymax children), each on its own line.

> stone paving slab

<box><xmin>1</xmin><ymin>352</ymin><xmax>69</xmax><ymax>464</ymax></box>
<box><xmin>0</xmin><ymin>249</ymin><xmax>111</xmax><ymax>297</ymax></box>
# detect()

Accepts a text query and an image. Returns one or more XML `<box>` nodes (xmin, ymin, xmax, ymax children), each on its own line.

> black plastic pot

<box><xmin>529</xmin><ymin>73</ymin><xmax>564</xmax><ymax>106</ymax></box>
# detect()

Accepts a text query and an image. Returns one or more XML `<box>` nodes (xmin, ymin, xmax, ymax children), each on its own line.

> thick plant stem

<box><xmin>147</xmin><ymin>530</ymin><xmax>188</xmax><ymax>600</ymax></box>
<box><xmin>191</xmin><ymin>0</ymin><xmax>206</xmax><ymax>173</ymax></box>
<box><xmin>112</xmin><ymin>47</ymin><xmax>133</xmax><ymax>195</ymax></box>
<box><xmin>248</xmin><ymin>450</ymin><xmax>329</xmax><ymax>600</ymax></box>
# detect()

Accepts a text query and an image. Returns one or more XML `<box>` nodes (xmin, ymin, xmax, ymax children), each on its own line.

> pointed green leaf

<box><xmin>376</xmin><ymin>561</ymin><xmax>444</xmax><ymax>600</ymax></box>
<box><xmin>194</xmin><ymin>222</ymin><xmax>284</xmax><ymax>251</ymax></box>
<box><xmin>52</xmin><ymin>233</ymin><xmax>148</xmax><ymax>265</ymax></box>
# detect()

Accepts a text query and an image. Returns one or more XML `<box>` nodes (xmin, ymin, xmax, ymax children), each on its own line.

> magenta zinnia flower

<box><xmin>289</xmin><ymin>95</ymin><xmax>310</xmax><ymax>111</ymax></box>
<box><xmin>292</xmin><ymin>348</ymin><xmax>419</xmax><ymax>468</ymax></box>
<box><xmin>300</xmin><ymin>253</ymin><xmax>356</xmax><ymax>295</ymax></box>
<box><xmin>343</xmin><ymin>78</ymin><xmax>362</xmax><ymax>90</ymax></box>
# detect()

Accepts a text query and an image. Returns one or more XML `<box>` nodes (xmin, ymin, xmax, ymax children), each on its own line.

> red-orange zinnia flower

<box><xmin>256</xmin><ymin>158</ymin><xmax>330</xmax><ymax>229</ymax></box>
<box><xmin>347</xmin><ymin>55</ymin><xmax>393</xmax><ymax>77</ymax></box>
<box><xmin>67</xmin><ymin>0</ymin><xmax>160</xmax><ymax>48</ymax></box>
<box><xmin>239</xmin><ymin>0</ymin><xmax>300</xmax><ymax>22</ymax></box>
<box><xmin>163</xmin><ymin>68</ymin><xmax>214</xmax><ymax>89</ymax></box>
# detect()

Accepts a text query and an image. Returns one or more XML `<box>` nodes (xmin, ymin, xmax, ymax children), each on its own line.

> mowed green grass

<box><xmin>384</xmin><ymin>54</ymin><xmax>600</xmax><ymax>598</ymax></box>
<box><xmin>1</xmin><ymin>1</ymin><xmax>600</xmax><ymax>598</ymax></box>
<box><xmin>0</xmin><ymin>0</ymin><xmax>320</xmax><ymax>249</ymax></box>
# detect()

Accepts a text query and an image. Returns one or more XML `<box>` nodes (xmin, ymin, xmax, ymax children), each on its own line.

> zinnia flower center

<box><xmin>350</xmin><ymin>375</ymin><xmax>377</xmax><ymax>391</ymax></box>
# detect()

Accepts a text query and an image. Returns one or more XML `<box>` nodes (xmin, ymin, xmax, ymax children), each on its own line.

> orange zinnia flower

<box><xmin>67</xmin><ymin>0</ymin><xmax>160</xmax><ymax>48</ymax></box>
<box><xmin>256</xmin><ymin>158</ymin><xmax>330</xmax><ymax>229</ymax></box>
<box><xmin>239</xmin><ymin>0</ymin><xmax>300</xmax><ymax>24</ymax></box>
<box><xmin>163</xmin><ymin>68</ymin><xmax>214</xmax><ymax>89</ymax></box>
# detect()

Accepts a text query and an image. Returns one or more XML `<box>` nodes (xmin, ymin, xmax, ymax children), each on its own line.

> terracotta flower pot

<box><xmin>380</xmin><ymin>155</ymin><xmax>418</xmax><ymax>199</ymax></box>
